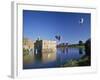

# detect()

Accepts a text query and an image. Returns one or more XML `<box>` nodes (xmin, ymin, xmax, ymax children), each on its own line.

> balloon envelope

<box><xmin>79</xmin><ymin>18</ymin><xmax>84</xmax><ymax>24</ymax></box>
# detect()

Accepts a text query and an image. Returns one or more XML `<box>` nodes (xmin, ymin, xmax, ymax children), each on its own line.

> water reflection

<box><xmin>79</xmin><ymin>48</ymin><xmax>83</xmax><ymax>54</ymax></box>
<box><xmin>42</xmin><ymin>52</ymin><xmax>56</xmax><ymax>63</ymax></box>
<box><xmin>23</xmin><ymin>47</ymin><xmax>85</xmax><ymax>69</ymax></box>
<box><xmin>61</xmin><ymin>48</ymin><xmax>68</xmax><ymax>53</ymax></box>
<box><xmin>34</xmin><ymin>52</ymin><xmax>42</xmax><ymax>62</ymax></box>
<box><xmin>34</xmin><ymin>50</ymin><xmax>56</xmax><ymax>63</ymax></box>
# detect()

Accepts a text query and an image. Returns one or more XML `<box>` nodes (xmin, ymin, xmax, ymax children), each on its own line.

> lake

<box><xmin>23</xmin><ymin>48</ymin><xmax>85</xmax><ymax>69</ymax></box>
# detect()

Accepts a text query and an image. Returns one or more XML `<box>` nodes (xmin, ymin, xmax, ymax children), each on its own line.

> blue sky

<box><xmin>23</xmin><ymin>10</ymin><xmax>91</xmax><ymax>44</ymax></box>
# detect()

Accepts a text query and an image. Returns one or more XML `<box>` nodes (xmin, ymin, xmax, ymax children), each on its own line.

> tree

<box><xmin>23</xmin><ymin>48</ymin><xmax>29</xmax><ymax>56</ymax></box>
<box><xmin>84</xmin><ymin>38</ymin><xmax>91</xmax><ymax>66</ymax></box>
<box><xmin>79</xmin><ymin>40</ymin><xmax>83</xmax><ymax>46</ymax></box>
<box><xmin>85</xmin><ymin>39</ymin><xmax>91</xmax><ymax>56</ymax></box>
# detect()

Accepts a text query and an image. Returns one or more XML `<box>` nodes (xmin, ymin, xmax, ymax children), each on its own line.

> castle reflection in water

<box><xmin>23</xmin><ymin>38</ymin><xmax>85</xmax><ymax>69</ymax></box>
<box><xmin>23</xmin><ymin>38</ymin><xmax>57</xmax><ymax>63</ymax></box>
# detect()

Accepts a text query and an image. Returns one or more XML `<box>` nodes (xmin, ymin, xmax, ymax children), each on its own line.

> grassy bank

<box><xmin>63</xmin><ymin>56</ymin><xmax>90</xmax><ymax>67</ymax></box>
<box><xmin>68</xmin><ymin>44</ymin><xmax>85</xmax><ymax>49</ymax></box>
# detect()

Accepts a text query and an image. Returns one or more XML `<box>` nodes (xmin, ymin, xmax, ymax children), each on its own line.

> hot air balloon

<box><xmin>55</xmin><ymin>35</ymin><xmax>61</xmax><ymax>41</ymax></box>
<box><xmin>79</xmin><ymin>18</ymin><xmax>84</xmax><ymax>24</ymax></box>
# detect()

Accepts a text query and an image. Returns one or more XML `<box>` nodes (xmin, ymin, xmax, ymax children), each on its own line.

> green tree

<box><xmin>23</xmin><ymin>48</ymin><xmax>29</xmax><ymax>56</ymax></box>
<box><xmin>85</xmin><ymin>39</ymin><xmax>91</xmax><ymax>56</ymax></box>
<box><xmin>79</xmin><ymin>40</ymin><xmax>83</xmax><ymax>46</ymax></box>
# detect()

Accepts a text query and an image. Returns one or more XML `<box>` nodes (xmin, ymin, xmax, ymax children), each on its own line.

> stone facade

<box><xmin>23</xmin><ymin>38</ymin><xmax>35</xmax><ymax>55</ymax></box>
<box><xmin>34</xmin><ymin>40</ymin><xmax>57</xmax><ymax>53</ymax></box>
<box><xmin>23</xmin><ymin>38</ymin><xmax>34</xmax><ymax>49</ymax></box>
<box><xmin>42</xmin><ymin>40</ymin><xmax>56</xmax><ymax>53</ymax></box>
<box><xmin>34</xmin><ymin>40</ymin><xmax>57</xmax><ymax>62</ymax></box>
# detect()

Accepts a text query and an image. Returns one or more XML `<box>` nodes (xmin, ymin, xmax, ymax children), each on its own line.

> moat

<box><xmin>23</xmin><ymin>47</ymin><xmax>85</xmax><ymax>69</ymax></box>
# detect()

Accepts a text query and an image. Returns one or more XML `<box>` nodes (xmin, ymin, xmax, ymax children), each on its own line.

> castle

<box><xmin>23</xmin><ymin>38</ymin><xmax>57</xmax><ymax>62</ymax></box>
<box><xmin>23</xmin><ymin>38</ymin><xmax>56</xmax><ymax>53</ymax></box>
